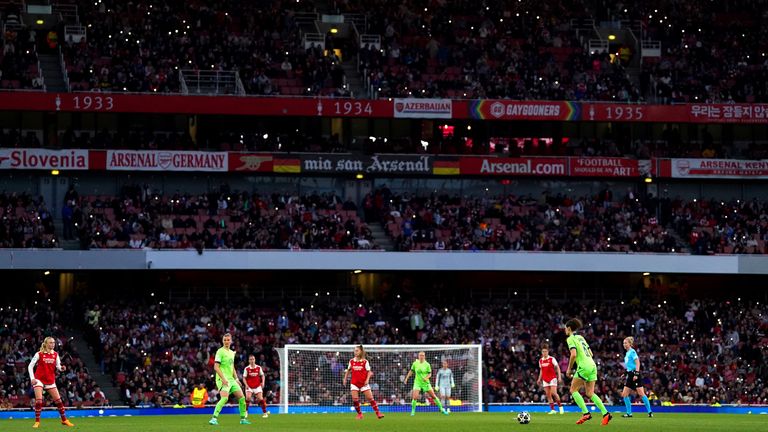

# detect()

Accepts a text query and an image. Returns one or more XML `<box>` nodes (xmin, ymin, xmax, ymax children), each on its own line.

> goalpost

<box><xmin>277</xmin><ymin>344</ymin><xmax>482</xmax><ymax>414</ymax></box>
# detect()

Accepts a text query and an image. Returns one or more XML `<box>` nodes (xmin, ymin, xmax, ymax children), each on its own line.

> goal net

<box><xmin>277</xmin><ymin>344</ymin><xmax>482</xmax><ymax>414</ymax></box>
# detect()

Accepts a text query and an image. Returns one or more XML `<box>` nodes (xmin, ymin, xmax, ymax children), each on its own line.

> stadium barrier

<box><xmin>1</xmin><ymin>404</ymin><xmax>766</xmax><ymax>419</ymax></box>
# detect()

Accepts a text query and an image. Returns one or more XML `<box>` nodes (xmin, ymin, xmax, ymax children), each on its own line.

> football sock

<box><xmin>370</xmin><ymin>399</ymin><xmax>380</xmax><ymax>414</ymax></box>
<box><xmin>238</xmin><ymin>397</ymin><xmax>246</xmax><ymax>418</ymax></box>
<box><xmin>353</xmin><ymin>399</ymin><xmax>362</xmax><ymax>414</ymax></box>
<box><xmin>434</xmin><ymin>397</ymin><xmax>445</xmax><ymax>411</ymax></box>
<box><xmin>571</xmin><ymin>392</ymin><xmax>588</xmax><ymax>413</ymax></box>
<box><xmin>213</xmin><ymin>397</ymin><xmax>227</xmax><ymax>417</ymax></box>
<box><xmin>590</xmin><ymin>394</ymin><xmax>608</xmax><ymax>415</ymax></box>
<box><xmin>53</xmin><ymin>399</ymin><xmax>67</xmax><ymax>421</ymax></box>
<box><xmin>642</xmin><ymin>395</ymin><xmax>652</xmax><ymax>413</ymax></box>
<box><xmin>624</xmin><ymin>396</ymin><xmax>632</xmax><ymax>414</ymax></box>
<box><xmin>35</xmin><ymin>398</ymin><xmax>43</xmax><ymax>422</ymax></box>
<box><xmin>411</xmin><ymin>399</ymin><xmax>417</xmax><ymax>414</ymax></box>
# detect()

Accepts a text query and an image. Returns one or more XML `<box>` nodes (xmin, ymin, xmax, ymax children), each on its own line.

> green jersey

<box><xmin>567</xmin><ymin>334</ymin><xmax>596</xmax><ymax>370</ymax></box>
<box><xmin>214</xmin><ymin>347</ymin><xmax>237</xmax><ymax>380</ymax></box>
<box><xmin>411</xmin><ymin>360</ymin><xmax>432</xmax><ymax>384</ymax></box>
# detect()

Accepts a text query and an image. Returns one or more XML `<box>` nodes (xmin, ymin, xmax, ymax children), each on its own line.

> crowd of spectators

<box><xmin>0</xmin><ymin>303</ymin><xmax>102</xmax><ymax>408</ymax></box>
<box><xmin>4</xmin><ymin>0</ymin><xmax>768</xmax><ymax>101</ymax></box>
<box><xmin>80</xmin><ymin>295</ymin><xmax>768</xmax><ymax>407</ymax></box>
<box><xmin>0</xmin><ymin>192</ymin><xmax>58</xmax><ymax>248</ymax></box>
<box><xmin>624</xmin><ymin>0</ymin><xmax>768</xmax><ymax>103</ymax></box>
<box><xmin>367</xmin><ymin>187</ymin><xmax>678</xmax><ymax>253</ymax></box>
<box><xmin>1</xmin><ymin>23</ymin><xmax>43</xmax><ymax>90</ymax></box>
<box><xmin>58</xmin><ymin>0</ymin><xmax>346</xmax><ymax>95</ymax></box>
<box><xmin>671</xmin><ymin>198</ymin><xmax>768</xmax><ymax>255</ymax></box>
<box><xmin>69</xmin><ymin>186</ymin><xmax>376</xmax><ymax>251</ymax></box>
<box><xmin>344</xmin><ymin>0</ymin><xmax>640</xmax><ymax>100</ymax></box>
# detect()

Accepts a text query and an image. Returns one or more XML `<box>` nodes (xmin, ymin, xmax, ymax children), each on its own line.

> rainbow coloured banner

<box><xmin>469</xmin><ymin>100</ymin><xmax>580</xmax><ymax>121</ymax></box>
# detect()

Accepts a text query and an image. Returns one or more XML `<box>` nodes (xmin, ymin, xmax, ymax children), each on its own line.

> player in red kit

<box><xmin>342</xmin><ymin>345</ymin><xmax>384</xmax><ymax>420</ymax></box>
<box><xmin>537</xmin><ymin>343</ymin><xmax>564</xmax><ymax>414</ymax></box>
<box><xmin>28</xmin><ymin>337</ymin><xmax>75</xmax><ymax>428</ymax></box>
<box><xmin>242</xmin><ymin>355</ymin><xmax>269</xmax><ymax>418</ymax></box>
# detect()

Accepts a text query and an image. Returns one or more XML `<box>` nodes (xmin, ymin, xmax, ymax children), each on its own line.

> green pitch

<box><xmin>3</xmin><ymin>413</ymin><xmax>766</xmax><ymax>431</ymax></box>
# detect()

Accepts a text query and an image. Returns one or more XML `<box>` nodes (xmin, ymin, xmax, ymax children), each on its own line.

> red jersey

<box><xmin>539</xmin><ymin>356</ymin><xmax>558</xmax><ymax>382</ymax></box>
<box><xmin>28</xmin><ymin>351</ymin><xmax>61</xmax><ymax>385</ymax></box>
<box><xmin>347</xmin><ymin>358</ymin><xmax>371</xmax><ymax>387</ymax></box>
<box><xmin>243</xmin><ymin>365</ymin><xmax>264</xmax><ymax>389</ymax></box>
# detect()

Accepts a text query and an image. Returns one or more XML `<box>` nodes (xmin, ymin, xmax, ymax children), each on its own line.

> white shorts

<box><xmin>438</xmin><ymin>386</ymin><xmax>451</xmax><ymax>397</ymax></box>
<box><xmin>246</xmin><ymin>386</ymin><xmax>263</xmax><ymax>395</ymax></box>
<box><xmin>542</xmin><ymin>378</ymin><xmax>558</xmax><ymax>388</ymax></box>
<box><xmin>33</xmin><ymin>381</ymin><xmax>57</xmax><ymax>390</ymax></box>
<box><xmin>350</xmin><ymin>384</ymin><xmax>371</xmax><ymax>392</ymax></box>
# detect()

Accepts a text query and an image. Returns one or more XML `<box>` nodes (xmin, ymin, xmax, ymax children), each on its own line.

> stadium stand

<box><xmin>370</xmin><ymin>188</ymin><xmax>679</xmax><ymax>253</ymax></box>
<box><xmin>71</xmin><ymin>188</ymin><xmax>375</xmax><ymax>250</ymax></box>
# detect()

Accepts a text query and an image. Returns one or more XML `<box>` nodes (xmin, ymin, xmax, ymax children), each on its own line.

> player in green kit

<box><xmin>209</xmin><ymin>333</ymin><xmax>250</xmax><ymax>425</ymax></box>
<box><xmin>564</xmin><ymin>319</ymin><xmax>612</xmax><ymax>426</ymax></box>
<box><xmin>403</xmin><ymin>351</ymin><xmax>449</xmax><ymax>416</ymax></box>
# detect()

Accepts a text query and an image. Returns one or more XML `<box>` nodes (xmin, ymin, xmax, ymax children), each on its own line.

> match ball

<box><xmin>517</xmin><ymin>411</ymin><xmax>531</xmax><ymax>424</ymax></box>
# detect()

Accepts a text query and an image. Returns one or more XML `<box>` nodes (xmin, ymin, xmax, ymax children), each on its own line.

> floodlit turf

<box><xmin>3</xmin><ymin>412</ymin><xmax>767</xmax><ymax>432</ymax></box>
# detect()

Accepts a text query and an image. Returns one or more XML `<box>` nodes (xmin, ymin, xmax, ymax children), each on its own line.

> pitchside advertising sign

<box><xmin>3</xmin><ymin>93</ymin><xmax>768</xmax><ymax>123</ymax></box>
<box><xmin>459</xmin><ymin>157</ymin><xmax>568</xmax><ymax>176</ymax></box>
<box><xmin>468</xmin><ymin>100</ymin><xmax>581</xmax><ymax>121</ymax></box>
<box><xmin>0</xmin><ymin>149</ymin><xmax>89</xmax><ymax>170</ymax></box>
<box><xmin>1</xmin><ymin>149</ymin><xmax>765</xmax><ymax>180</ymax></box>
<box><xmin>300</xmin><ymin>154</ymin><xmax>434</xmax><ymax>174</ymax></box>
<box><xmin>393</xmin><ymin>98</ymin><xmax>452</xmax><ymax>119</ymax></box>
<box><xmin>104</xmin><ymin>150</ymin><xmax>228</xmax><ymax>171</ymax></box>
<box><xmin>669</xmin><ymin>159</ymin><xmax>768</xmax><ymax>179</ymax></box>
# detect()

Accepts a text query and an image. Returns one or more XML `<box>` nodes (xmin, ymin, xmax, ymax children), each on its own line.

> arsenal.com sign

<box><xmin>106</xmin><ymin>150</ymin><xmax>228</xmax><ymax>172</ymax></box>
<box><xmin>393</xmin><ymin>98</ymin><xmax>452</xmax><ymax>119</ymax></box>
<box><xmin>0</xmin><ymin>149</ymin><xmax>89</xmax><ymax>170</ymax></box>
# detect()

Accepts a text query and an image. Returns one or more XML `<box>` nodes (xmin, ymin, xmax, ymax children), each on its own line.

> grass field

<box><xmin>3</xmin><ymin>413</ymin><xmax>767</xmax><ymax>432</ymax></box>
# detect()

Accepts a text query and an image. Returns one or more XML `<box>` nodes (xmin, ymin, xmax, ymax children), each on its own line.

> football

<box><xmin>517</xmin><ymin>411</ymin><xmax>531</xmax><ymax>424</ymax></box>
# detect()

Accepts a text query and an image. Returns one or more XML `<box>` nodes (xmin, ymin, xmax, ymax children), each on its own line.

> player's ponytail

<box><xmin>39</xmin><ymin>336</ymin><xmax>55</xmax><ymax>353</ymax></box>
<box><xmin>356</xmin><ymin>345</ymin><xmax>366</xmax><ymax>359</ymax></box>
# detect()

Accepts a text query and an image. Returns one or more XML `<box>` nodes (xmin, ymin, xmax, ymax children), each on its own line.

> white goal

<box><xmin>277</xmin><ymin>344</ymin><xmax>482</xmax><ymax>414</ymax></box>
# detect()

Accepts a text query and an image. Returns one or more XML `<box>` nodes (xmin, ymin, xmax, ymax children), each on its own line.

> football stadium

<box><xmin>1</xmin><ymin>0</ymin><xmax>767</xmax><ymax>431</ymax></box>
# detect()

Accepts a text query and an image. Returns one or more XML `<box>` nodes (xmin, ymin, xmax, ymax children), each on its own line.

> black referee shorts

<box><xmin>624</xmin><ymin>371</ymin><xmax>641</xmax><ymax>390</ymax></box>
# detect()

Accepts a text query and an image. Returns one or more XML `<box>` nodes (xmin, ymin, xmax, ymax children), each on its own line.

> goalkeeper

<box><xmin>435</xmin><ymin>360</ymin><xmax>455</xmax><ymax>408</ymax></box>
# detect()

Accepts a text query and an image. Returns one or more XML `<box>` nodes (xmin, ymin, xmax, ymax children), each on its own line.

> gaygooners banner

<box><xmin>469</xmin><ymin>100</ymin><xmax>580</xmax><ymax>121</ymax></box>
<box><xmin>393</xmin><ymin>98</ymin><xmax>452</xmax><ymax>118</ymax></box>
<box><xmin>300</xmin><ymin>154</ymin><xmax>433</xmax><ymax>174</ymax></box>
<box><xmin>0</xmin><ymin>149</ymin><xmax>89</xmax><ymax>170</ymax></box>
<box><xmin>105</xmin><ymin>150</ymin><xmax>228</xmax><ymax>172</ymax></box>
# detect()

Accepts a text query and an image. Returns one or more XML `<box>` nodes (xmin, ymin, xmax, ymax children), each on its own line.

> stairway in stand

<box><xmin>368</xmin><ymin>224</ymin><xmax>394</xmax><ymax>251</ymax></box>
